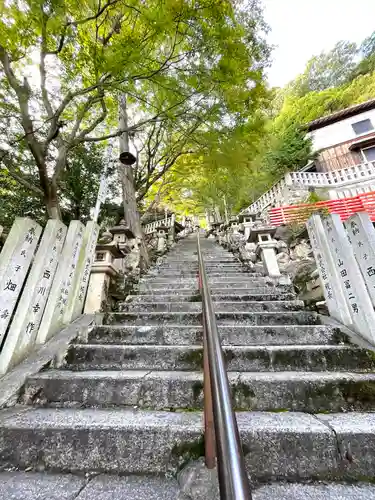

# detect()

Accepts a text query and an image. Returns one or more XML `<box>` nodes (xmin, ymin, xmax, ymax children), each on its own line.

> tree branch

<box><xmin>40</xmin><ymin>13</ymin><xmax>55</xmax><ymax>119</ymax></box>
<box><xmin>0</xmin><ymin>153</ymin><xmax>44</xmax><ymax>197</ymax></box>
<box><xmin>65</xmin><ymin>1</ymin><xmax>139</xmax><ymax>28</ymax></box>
<box><xmin>0</xmin><ymin>44</ymin><xmax>48</xmax><ymax>193</ymax></box>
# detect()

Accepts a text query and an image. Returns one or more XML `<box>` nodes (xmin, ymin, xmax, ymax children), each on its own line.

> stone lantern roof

<box><xmin>155</xmin><ymin>225</ymin><xmax>169</xmax><ymax>232</ymax></box>
<box><xmin>109</xmin><ymin>219</ymin><xmax>135</xmax><ymax>239</ymax></box>
<box><xmin>248</xmin><ymin>226</ymin><xmax>277</xmax><ymax>243</ymax></box>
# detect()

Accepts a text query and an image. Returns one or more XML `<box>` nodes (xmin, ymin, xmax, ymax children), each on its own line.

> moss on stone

<box><xmin>331</xmin><ymin>328</ymin><xmax>350</xmax><ymax>345</ymax></box>
<box><xmin>272</xmin><ymin>349</ymin><xmax>304</xmax><ymax>369</ymax></box>
<box><xmin>171</xmin><ymin>436</ymin><xmax>205</xmax><ymax>470</ymax></box>
<box><xmin>341</xmin><ymin>381</ymin><xmax>375</xmax><ymax>405</ymax></box>
<box><xmin>122</xmin><ymin>350</ymin><xmax>137</xmax><ymax>360</ymax></box>
<box><xmin>178</xmin><ymin>349</ymin><xmax>204</xmax><ymax>369</ymax></box>
<box><xmin>188</xmin><ymin>291</ymin><xmax>202</xmax><ymax>302</ymax></box>
<box><xmin>223</xmin><ymin>349</ymin><xmax>235</xmax><ymax>364</ymax></box>
<box><xmin>232</xmin><ymin>381</ymin><xmax>256</xmax><ymax>411</ymax></box>
<box><xmin>191</xmin><ymin>381</ymin><xmax>204</xmax><ymax>402</ymax></box>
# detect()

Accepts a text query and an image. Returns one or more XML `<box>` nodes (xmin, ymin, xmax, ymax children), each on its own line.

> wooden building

<box><xmin>306</xmin><ymin>99</ymin><xmax>375</xmax><ymax>172</ymax></box>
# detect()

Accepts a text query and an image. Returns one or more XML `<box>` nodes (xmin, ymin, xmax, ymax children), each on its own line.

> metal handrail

<box><xmin>197</xmin><ymin>231</ymin><xmax>252</xmax><ymax>500</ymax></box>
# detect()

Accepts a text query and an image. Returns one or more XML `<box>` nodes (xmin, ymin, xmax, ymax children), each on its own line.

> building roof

<box><xmin>307</xmin><ymin>98</ymin><xmax>375</xmax><ymax>132</ymax></box>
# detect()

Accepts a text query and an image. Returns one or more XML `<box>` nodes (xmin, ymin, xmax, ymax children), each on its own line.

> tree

<box><xmin>59</xmin><ymin>143</ymin><xmax>119</xmax><ymax>223</ymax></box>
<box><xmin>0</xmin><ymin>0</ymin><xmax>270</xmax><ymax>224</ymax></box>
<box><xmin>145</xmin><ymin>115</ymin><xmax>270</xmax><ymax>216</ymax></box>
<box><xmin>261</xmin><ymin>125</ymin><xmax>315</xmax><ymax>180</ymax></box>
<box><xmin>349</xmin><ymin>31</ymin><xmax>375</xmax><ymax>81</ymax></box>
<box><xmin>287</xmin><ymin>41</ymin><xmax>358</xmax><ymax>97</ymax></box>
<box><xmin>0</xmin><ymin>142</ymin><xmax>116</xmax><ymax>229</ymax></box>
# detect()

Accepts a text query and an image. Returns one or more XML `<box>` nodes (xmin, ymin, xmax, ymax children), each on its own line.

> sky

<box><xmin>263</xmin><ymin>0</ymin><xmax>375</xmax><ymax>88</ymax></box>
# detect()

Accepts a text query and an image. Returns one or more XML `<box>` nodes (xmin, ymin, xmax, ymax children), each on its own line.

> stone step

<box><xmin>136</xmin><ymin>286</ymin><xmax>294</xmax><ymax>295</ymax></box>
<box><xmin>23</xmin><ymin>370</ymin><xmax>375</xmax><ymax>413</ymax></box>
<box><xmin>64</xmin><ymin>344</ymin><xmax>371</xmax><ymax>372</ymax></box>
<box><xmin>104</xmin><ymin>311</ymin><xmax>319</xmax><ymax>326</ymax></box>
<box><xmin>146</xmin><ymin>271</ymin><xmax>264</xmax><ymax>279</ymax></box>
<box><xmin>158</xmin><ymin>262</ymin><xmax>242</xmax><ymax>268</ymax></box>
<box><xmin>141</xmin><ymin>275</ymin><xmax>282</xmax><ymax>284</ymax></box>
<box><xmin>163</xmin><ymin>258</ymin><xmax>237</xmax><ymax>264</ymax></box>
<box><xmin>0</xmin><ymin>472</ymin><xmax>184</xmax><ymax>500</ymax></box>
<box><xmin>1</xmin><ymin>407</ymin><xmax>374</xmax><ymax>481</ymax></box>
<box><xmin>86</xmin><ymin>325</ymin><xmax>347</xmax><ymax>346</ymax></box>
<box><xmin>253</xmin><ymin>482</ymin><xmax>375</xmax><ymax>499</ymax></box>
<box><xmin>118</xmin><ymin>301</ymin><xmax>304</xmax><ymax>313</ymax></box>
<box><xmin>125</xmin><ymin>292</ymin><xmax>297</xmax><ymax>303</ymax></box>
<box><xmin>138</xmin><ymin>282</ymin><xmax>294</xmax><ymax>291</ymax></box>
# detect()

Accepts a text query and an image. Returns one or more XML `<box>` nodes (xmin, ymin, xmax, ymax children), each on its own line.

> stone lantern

<box><xmin>239</xmin><ymin>212</ymin><xmax>258</xmax><ymax>240</ymax></box>
<box><xmin>248</xmin><ymin>226</ymin><xmax>281</xmax><ymax>278</ymax></box>
<box><xmin>109</xmin><ymin>219</ymin><xmax>135</xmax><ymax>261</ymax></box>
<box><xmin>155</xmin><ymin>225</ymin><xmax>169</xmax><ymax>254</ymax></box>
<box><xmin>84</xmin><ymin>231</ymin><xmax>123</xmax><ymax>314</ymax></box>
<box><xmin>229</xmin><ymin>217</ymin><xmax>240</xmax><ymax>233</ymax></box>
<box><xmin>209</xmin><ymin>222</ymin><xmax>221</xmax><ymax>241</ymax></box>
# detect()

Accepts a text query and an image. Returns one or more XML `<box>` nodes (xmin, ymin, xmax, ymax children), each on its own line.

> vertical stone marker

<box><xmin>321</xmin><ymin>213</ymin><xmax>375</xmax><ymax>344</ymax></box>
<box><xmin>64</xmin><ymin>221</ymin><xmax>100</xmax><ymax>323</ymax></box>
<box><xmin>0</xmin><ymin>220</ymin><xmax>67</xmax><ymax>374</ymax></box>
<box><xmin>0</xmin><ymin>218</ymin><xmax>42</xmax><ymax>345</ymax></box>
<box><xmin>37</xmin><ymin>221</ymin><xmax>85</xmax><ymax>345</ymax></box>
<box><xmin>306</xmin><ymin>214</ymin><xmax>351</xmax><ymax>326</ymax></box>
<box><xmin>346</xmin><ymin>212</ymin><xmax>375</xmax><ymax>307</ymax></box>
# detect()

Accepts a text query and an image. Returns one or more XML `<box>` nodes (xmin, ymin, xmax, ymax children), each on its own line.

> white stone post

<box><xmin>84</xmin><ymin>244</ymin><xmax>121</xmax><ymax>314</ymax></box>
<box><xmin>0</xmin><ymin>220</ymin><xmax>67</xmax><ymax>374</ymax></box>
<box><xmin>64</xmin><ymin>221</ymin><xmax>100</xmax><ymax>323</ymax></box>
<box><xmin>306</xmin><ymin>214</ymin><xmax>351</xmax><ymax>325</ymax></box>
<box><xmin>243</xmin><ymin>222</ymin><xmax>252</xmax><ymax>241</ymax></box>
<box><xmin>346</xmin><ymin>212</ymin><xmax>375</xmax><ymax>307</ymax></box>
<box><xmin>321</xmin><ymin>213</ymin><xmax>375</xmax><ymax>343</ymax></box>
<box><xmin>168</xmin><ymin>214</ymin><xmax>176</xmax><ymax>248</ymax></box>
<box><xmin>0</xmin><ymin>218</ymin><xmax>42</xmax><ymax>346</ymax></box>
<box><xmin>36</xmin><ymin>221</ymin><xmax>85</xmax><ymax>345</ymax></box>
<box><xmin>255</xmin><ymin>234</ymin><xmax>281</xmax><ymax>278</ymax></box>
<box><xmin>156</xmin><ymin>227</ymin><xmax>168</xmax><ymax>254</ymax></box>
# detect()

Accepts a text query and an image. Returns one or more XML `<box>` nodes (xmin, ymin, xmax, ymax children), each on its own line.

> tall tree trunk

<box><xmin>45</xmin><ymin>182</ymin><xmax>61</xmax><ymax>220</ymax></box>
<box><xmin>119</xmin><ymin>95</ymin><xmax>149</xmax><ymax>268</ymax></box>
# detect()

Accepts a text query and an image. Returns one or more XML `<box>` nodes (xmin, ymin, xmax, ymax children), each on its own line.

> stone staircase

<box><xmin>2</xmin><ymin>234</ymin><xmax>375</xmax><ymax>498</ymax></box>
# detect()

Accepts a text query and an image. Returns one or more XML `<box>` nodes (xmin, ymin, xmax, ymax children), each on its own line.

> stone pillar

<box><xmin>242</xmin><ymin>222</ymin><xmax>252</xmax><ymax>241</ymax></box>
<box><xmin>156</xmin><ymin>226</ymin><xmax>168</xmax><ymax>254</ymax></box>
<box><xmin>0</xmin><ymin>218</ymin><xmax>42</xmax><ymax>346</ymax></box>
<box><xmin>84</xmin><ymin>243</ymin><xmax>122</xmax><ymax>314</ymax></box>
<box><xmin>37</xmin><ymin>220</ymin><xmax>85</xmax><ymax>344</ymax></box>
<box><xmin>346</xmin><ymin>212</ymin><xmax>375</xmax><ymax>307</ymax></box>
<box><xmin>248</xmin><ymin>226</ymin><xmax>280</xmax><ymax>277</ymax></box>
<box><xmin>0</xmin><ymin>220</ymin><xmax>66</xmax><ymax>374</ymax></box>
<box><xmin>256</xmin><ymin>239</ymin><xmax>281</xmax><ymax>277</ymax></box>
<box><xmin>167</xmin><ymin>213</ymin><xmax>176</xmax><ymax>248</ymax></box>
<box><xmin>306</xmin><ymin>214</ymin><xmax>351</xmax><ymax>326</ymax></box>
<box><xmin>321</xmin><ymin>213</ymin><xmax>375</xmax><ymax>343</ymax></box>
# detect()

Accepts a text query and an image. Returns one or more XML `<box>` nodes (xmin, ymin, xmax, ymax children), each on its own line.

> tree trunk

<box><xmin>119</xmin><ymin>95</ymin><xmax>149</xmax><ymax>268</ymax></box>
<box><xmin>45</xmin><ymin>183</ymin><xmax>61</xmax><ymax>220</ymax></box>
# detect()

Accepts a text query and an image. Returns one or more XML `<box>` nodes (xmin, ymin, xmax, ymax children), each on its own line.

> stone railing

<box><xmin>242</xmin><ymin>177</ymin><xmax>291</xmax><ymax>215</ymax></box>
<box><xmin>241</xmin><ymin>161</ymin><xmax>375</xmax><ymax>216</ymax></box>
<box><xmin>289</xmin><ymin>161</ymin><xmax>375</xmax><ymax>188</ymax></box>
<box><xmin>142</xmin><ymin>216</ymin><xmax>174</xmax><ymax>235</ymax></box>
